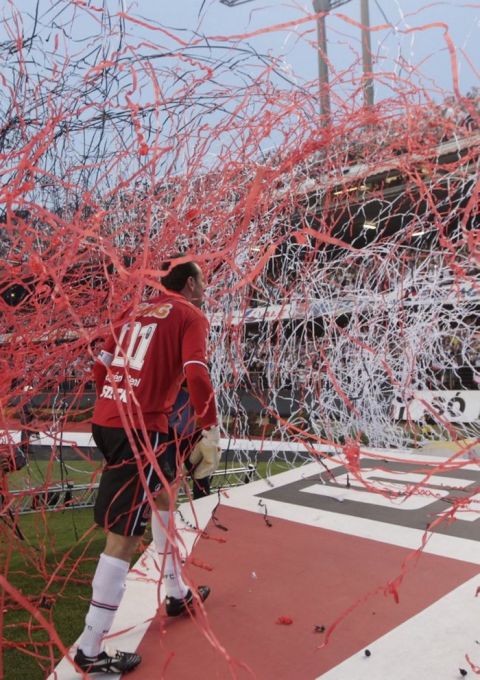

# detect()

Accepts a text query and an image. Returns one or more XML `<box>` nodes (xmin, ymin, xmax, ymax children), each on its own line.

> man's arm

<box><xmin>183</xmin><ymin>362</ymin><xmax>216</xmax><ymax>429</ymax></box>
<box><xmin>181</xmin><ymin>313</ymin><xmax>217</xmax><ymax>428</ymax></box>
<box><xmin>92</xmin><ymin>342</ymin><xmax>116</xmax><ymax>397</ymax></box>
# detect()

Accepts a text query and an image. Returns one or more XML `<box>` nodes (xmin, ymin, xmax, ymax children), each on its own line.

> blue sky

<box><xmin>0</xmin><ymin>1</ymin><xmax>477</xmax><ymax>175</ymax></box>
<box><xmin>141</xmin><ymin>0</ymin><xmax>479</xmax><ymax>98</ymax></box>
<box><xmin>2</xmin><ymin>0</ymin><xmax>478</xmax><ymax>101</ymax></box>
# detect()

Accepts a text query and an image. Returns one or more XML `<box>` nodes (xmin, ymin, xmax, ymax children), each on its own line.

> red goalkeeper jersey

<box><xmin>92</xmin><ymin>292</ymin><xmax>216</xmax><ymax>433</ymax></box>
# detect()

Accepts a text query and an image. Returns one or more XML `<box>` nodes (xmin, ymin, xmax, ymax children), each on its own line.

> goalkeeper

<box><xmin>73</xmin><ymin>256</ymin><xmax>220</xmax><ymax>675</ymax></box>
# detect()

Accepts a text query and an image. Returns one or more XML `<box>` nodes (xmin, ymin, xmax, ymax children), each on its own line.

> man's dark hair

<box><xmin>160</xmin><ymin>254</ymin><xmax>199</xmax><ymax>292</ymax></box>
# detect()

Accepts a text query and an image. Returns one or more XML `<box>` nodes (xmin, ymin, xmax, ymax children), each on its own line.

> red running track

<box><xmin>129</xmin><ymin>505</ymin><xmax>479</xmax><ymax>679</ymax></box>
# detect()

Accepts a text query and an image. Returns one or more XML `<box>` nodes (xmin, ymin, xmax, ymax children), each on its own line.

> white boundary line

<box><xmin>7</xmin><ymin>429</ymin><xmax>479</xmax><ymax>462</ymax></box>
<box><xmin>317</xmin><ymin>574</ymin><xmax>480</xmax><ymax>680</ymax></box>
<box><xmin>217</xmin><ymin>461</ymin><xmax>480</xmax><ymax>564</ymax></box>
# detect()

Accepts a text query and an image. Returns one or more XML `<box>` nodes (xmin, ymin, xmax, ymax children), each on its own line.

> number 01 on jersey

<box><xmin>111</xmin><ymin>322</ymin><xmax>157</xmax><ymax>371</ymax></box>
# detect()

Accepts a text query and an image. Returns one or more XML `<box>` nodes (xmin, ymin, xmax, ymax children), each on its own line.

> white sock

<box><xmin>151</xmin><ymin>510</ymin><xmax>189</xmax><ymax>600</ymax></box>
<box><xmin>77</xmin><ymin>553</ymin><xmax>129</xmax><ymax>658</ymax></box>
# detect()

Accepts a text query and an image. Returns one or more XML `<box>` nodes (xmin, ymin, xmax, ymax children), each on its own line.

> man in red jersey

<box><xmin>74</xmin><ymin>256</ymin><xmax>220</xmax><ymax>675</ymax></box>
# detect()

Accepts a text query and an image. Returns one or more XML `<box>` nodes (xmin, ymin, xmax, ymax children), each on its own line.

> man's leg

<box><xmin>151</xmin><ymin>488</ymin><xmax>189</xmax><ymax>600</ymax></box>
<box><xmin>75</xmin><ymin>533</ymin><xmax>141</xmax><ymax>673</ymax></box>
<box><xmin>182</xmin><ymin>438</ymin><xmax>211</xmax><ymax>499</ymax></box>
<box><xmin>151</xmin><ymin>488</ymin><xmax>210</xmax><ymax>616</ymax></box>
<box><xmin>77</xmin><ymin>532</ymin><xmax>138</xmax><ymax>656</ymax></box>
<box><xmin>74</xmin><ymin>421</ymin><xmax>145</xmax><ymax>673</ymax></box>
<box><xmin>192</xmin><ymin>474</ymin><xmax>210</xmax><ymax>499</ymax></box>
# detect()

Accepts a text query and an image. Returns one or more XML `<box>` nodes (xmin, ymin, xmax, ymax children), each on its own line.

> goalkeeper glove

<box><xmin>189</xmin><ymin>426</ymin><xmax>221</xmax><ymax>480</ymax></box>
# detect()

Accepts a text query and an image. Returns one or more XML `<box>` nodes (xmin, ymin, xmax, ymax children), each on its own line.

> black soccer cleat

<box><xmin>165</xmin><ymin>585</ymin><xmax>211</xmax><ymax>617</ymax></box>
<box><xmin>74</xmin><ymin>648</ymin><xmax>141</xmax><ymax>674</ymax></box>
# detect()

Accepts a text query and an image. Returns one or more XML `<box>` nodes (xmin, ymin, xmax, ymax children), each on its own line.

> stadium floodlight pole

<box><xmin>312</xmin><ymin>0</ymin><xmax>353</xmax><ymax>127</ymax></box>
<box><xmin>360</xmin><ymin>0</ymin><xmax>374</xmax><ymax>108</ymax></box>
<box><xmin>312</xmin><ymin>0</ymin><xmax>331</xmax><ymax>127</ymax></box>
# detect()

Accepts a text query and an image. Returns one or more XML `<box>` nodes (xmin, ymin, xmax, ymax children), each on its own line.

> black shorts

<box><xmin>92</xmin><ymin>424</ymin><xmax>175</xmax><ymax>537</ymax></box>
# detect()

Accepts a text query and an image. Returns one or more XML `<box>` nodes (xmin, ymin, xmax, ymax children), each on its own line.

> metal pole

<box><xmin>313</xmin><ymin>0</ymin><xmax>331</xmax><ymax>126</ymax></box>
<box><xmin>360</xmin><ymin>0</ymin><xmax>374</xmax><ymax>107</ymax></box>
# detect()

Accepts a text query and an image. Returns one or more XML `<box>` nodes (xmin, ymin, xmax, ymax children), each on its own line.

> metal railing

<box><xmin>7</xmin><ymin>464</ymin><xmax>257</xmax><ymax>515</ymax></box>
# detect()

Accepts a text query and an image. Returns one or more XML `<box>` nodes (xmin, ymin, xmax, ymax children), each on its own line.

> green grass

<box><xmin>1</xmin><ymin>458</ymin><xmax>299</xmax><ymax>679</ymax></box>
<box><xmin>1</xmin><ymin>509</ymin><xmax>101</xmax><ymax>680</ymax></box>
<box><xmin>8</xmin><ymin>458</ymin><xmax>101</xmax><ymax>492</ymax></box>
